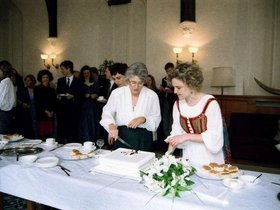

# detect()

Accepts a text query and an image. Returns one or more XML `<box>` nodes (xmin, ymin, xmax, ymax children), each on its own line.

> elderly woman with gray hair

<box><xmin>100</xmin><ymin>62</ymin><xmax>161</xmax><ymax>151</ymax></box>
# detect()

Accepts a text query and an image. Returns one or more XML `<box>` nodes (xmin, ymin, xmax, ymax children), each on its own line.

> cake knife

<box><xmin>117</xmin><ymin>137</ymin><xmax>133</xmax><ymax>148</ymax></box>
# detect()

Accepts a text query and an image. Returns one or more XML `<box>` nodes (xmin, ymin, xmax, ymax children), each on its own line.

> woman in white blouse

<box><xmin>165</xmin><ymin>62</ymin><xmax>224</xmax><ymax>167</ymax></box>
<box><xmin>0</xmin><ymin>60</ymin><xmax>16</xmax><ymax>134</ymax></box>
<box><xmin>100</xmin><ymin>62</ymin><xmax>161</xmax><ymax>151</ymax></box>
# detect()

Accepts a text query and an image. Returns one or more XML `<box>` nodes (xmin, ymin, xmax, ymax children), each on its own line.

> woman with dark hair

<box><xmin>0</xmin><ymin>60</ymin><xmax>16</xmax><ymax>134</ymax></box>
<box><xmin>34</xmin><ymin>69</ymin><xmax>56</xmax><ymax>140</ymax></box>
<box><xmin>16</xmin><ymin>74</ymin><xmax>37</xmax><ymax>138</ymax></box>
<box><xmin>145</xmin><ymin>74</ymin><xmax>159</xmax><ymax>95</ymax></box>
<box><xmin>79</xmin><ymin>65</ymin><xmax>100</xmax><ymax>142</ymax></box>
<box><xmin>100</xmin><ymin>62</ymin><xmax>161</xmax><ymax>151</ymax></box>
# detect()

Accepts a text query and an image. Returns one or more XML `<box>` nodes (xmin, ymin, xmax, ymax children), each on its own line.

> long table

<box><xmin>0</xmin><ymin>148</ymin><xmax>279</xmax><ymax>210</ymax></box>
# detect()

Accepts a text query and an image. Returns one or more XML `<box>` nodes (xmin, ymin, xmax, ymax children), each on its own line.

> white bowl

<box><xmin>223</xmin><ymin>178</ymin><xmax>244</xmax><ymax>189</ymax></box>
<box><xmin>239</xmin><ymin>175</ymin><xmax>261</xmax><ymax>185</ymax></box>
<box><xmin>64</xmin><ymin>143</ymin><xmax>82</xmax><ymax>150</ymax></box>
<box><xmin>275</xmin><ymin>144</ymin><xmax>280</xmax><ymax>152</ymax></box>
<box><xmin>19</xmin><ymin>155</ymin><xmax>38</xmax><ymax>165</ymax></box>
<box><xmin>35</xmin><ymin>156</ymin><xmax>59</xmax><ymax>168</ymax></box>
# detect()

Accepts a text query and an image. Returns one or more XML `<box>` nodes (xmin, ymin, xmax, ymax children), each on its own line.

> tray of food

<box><xmin>0</xmin><ymin>147</ymin><xmax>43</xmax><ymax>156</ymax></box>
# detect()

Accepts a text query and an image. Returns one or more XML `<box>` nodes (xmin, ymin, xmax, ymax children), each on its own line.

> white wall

<box><xmin>1</xmin><ymin>0</ymin><xmax>279</xmax><ymax>95</ymax></box>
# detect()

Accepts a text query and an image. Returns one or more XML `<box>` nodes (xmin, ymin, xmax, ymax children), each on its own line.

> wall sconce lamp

<box><xmin>188</xmin><ymin>47</ymin><xmax>198</xmax><ymax>63</ymax></box>
<box><xmin>173</xmin><ymin>47</ymin><xmax>183</xmax><ymax>65</ymax></box>
<box><xmin>40</xmin><ymin>54</ymin><xmax>59</xmax><ymax>69</ymax></box>
<box><xmin>211</xmin><ymin>67</ymin><xmax>235</xmax><ymax>95</ymax></box>
<box><xmin>40</xmin><ymin>54</ymin><xmax>51</xmax><ymax>69</ymax></box>
<box><xmin>49</xmin><ymin>54</ymin><xmax>59</xmax><ymax>69</ymax></box>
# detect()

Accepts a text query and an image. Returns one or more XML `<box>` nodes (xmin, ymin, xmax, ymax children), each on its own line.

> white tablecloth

<box><xmin>0</xmin><ymin>148</ymin><xmax>279</xmax><ymax>210</ymax></box>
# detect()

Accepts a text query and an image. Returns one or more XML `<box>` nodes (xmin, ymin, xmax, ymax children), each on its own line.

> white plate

<box><xmin>35</xmin><ymin>157</ymin><xmax>59</xmax><ymax>168</ymax></box>
<box><xmin>20</xmin><ymin>139</ymin><xmax>42</xmax><ymax>147</ymax></box>
<box><xmin>40</xmin><ymin>142</ymin><xmax>58</xmax><ymax>148</ymax></box>
<box><xmin>223</xmin><ymin>178</ymin><xmax>244</xmax><ymax>189</ymax></box>
<box><xmin>196</xmin><ymin>168</ymin><xmax>241</xmax><ymax>180</ymax></box>
<box><xmin>239</xmin><ymin>175</ymin><xmax>261</xmax><ymax>185</ymax></box>
<box><xmin>19</xmin><ymin>155</ymin><xmax>38</xmax><ymax>165</ymax></box>
<box><xmin>64</xmin><ymin>143</ymin><xmax>82</xmax><ymax>150</ymax></box>
<box><xmin>58</xmin><ymin>93</ymin><xmax>69</xmax><ymax>97</ymax></box>
<box><xmin>81</xmin><ymin>145</ymin><xmax>96</xmax><ymax>153</ymax></box>
<box><xmin>196</xmin><ymin>169</ymin><xmax>223</xmax><ymax>180</ymax></box>
<box><xmin>54</xmin><ymin>147</ymin><xmax>96</xmax><ymax>160</ymax></box>
<box><xmin>0</xmin><ymin>134</ymin><xmax>24</xmax><ymax>142</ymax></box>
<box><xmin>0</xmin><ymin>141</ymin><xmax>8</xmax><ymax>149</ymax></box>
<box><xmin>97</xmin><ymin>98</ymin><xmax>107</xmax><ymax>103</ymax></box>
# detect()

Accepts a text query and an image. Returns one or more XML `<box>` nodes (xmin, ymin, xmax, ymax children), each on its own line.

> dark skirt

<box><xmin>0</xmin><ymin>109</ymin><xmax>14</xmax><ymax>134</ymax></box>
<box><xmin>37</xmin><ymin>119</ymin><xmax>54</xmax><ymax>137</ymax></box>
<box><xmin>115</xmin><ymin>126</ymin><xmax>153</xmax><ymax>152</ymax></box>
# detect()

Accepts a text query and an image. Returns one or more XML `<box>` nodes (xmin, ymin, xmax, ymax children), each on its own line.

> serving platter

<box><xmin>195</xmin><ymin>169</ymin><xmax>223</xmax><ymax>180</ymax></box>
<box><xmin>54</xmin><ymin>146</ymin><xmax>96</xmax><ymax>161</ymax></box>
<box><xmin>0</xmin><ymin>147</ymin><xmax>43</xmax><ymax>156</ymax></box>
<box><xmin>0</xmin><ymin>134</ymin><xmax>24</xmax><ymax>142</ymax></box>
<box><xmin>19</xmin><ymin>139</ymin><xmax>42</xmax><ymax>147</ymax></box>
<box><xmin>195</xmin><ymin>168</ymin><xmax>241</xmax><ymax>180</ymax></box>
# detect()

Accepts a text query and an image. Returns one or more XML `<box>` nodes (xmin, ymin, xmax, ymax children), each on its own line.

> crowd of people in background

<box><xmin>0</xmin><ymin>60</ymin><xmax>176</xmax><ymax>148</ymax></box>
<box><xmin>0</xmin><ymin>59</ymin><xmax>225</xmax><ymax>166</ymax></box>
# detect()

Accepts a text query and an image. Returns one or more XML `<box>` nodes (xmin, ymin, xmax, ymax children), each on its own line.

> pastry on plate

<box><xmin>71</xmin><ymin>149</ymin><xmax>88</xmax><ymax>159</ymax></box>
<box><xmin>1</xmin><ymin>133</ymin><xmax>21</xmax><ymax>141</ymax></box>
<box><xmin>200</xmin><ymin>162</ymin><xmax>240</xmax><ymax>179</ymax></box>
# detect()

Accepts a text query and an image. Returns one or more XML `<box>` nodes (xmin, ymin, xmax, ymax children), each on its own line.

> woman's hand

<box><xmin>22</xmin><ymin>103</ymin><xmax>30</xmax><ymax>109</ymax></box>
<box><xmin>90</xmin><ymin>93</ymin><xmax>98</xmax><ymax>99</ymax></box>
<box><xmin>168</xmin><ymin>134</ymin><xmax>188</xmax><ymax>147</ymax></box>
<box><xmin>127</xmin><ymin>116</ymin><xmax>146</xmax><ymax>129</ymax></box>
<box><xmin>45</xmin><ymin>110</ymin><xmax>53</xmax><ymax>118</ymax></box>
<box><xmin>66</xmin><ymin>93</ymin><xmax>74</xmax><ymax>100</ymax></box>
<box><xmin>108</xmin><ymin>136</ymin><xmax>114</xmax><ymax>145</ymax></box>
<box><xmin>165</xmin><ymin>144</ymin><xmax>176</xmax><ymax>155</ymax></box>
<box><xmin>108</xmin><ymin>124</ymin><xmax>118</xmax><ymax>140</ymax></box>
<box><xmin>85</xmin><ymin>93</ymin><xmax>90</xmax><ymax>98</ymax></box>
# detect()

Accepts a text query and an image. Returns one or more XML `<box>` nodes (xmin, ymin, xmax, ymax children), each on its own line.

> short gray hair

<box><xmin>125</xmin><ymin>62</ymin><xmax>148</xmax><ymax>82</ymax></box>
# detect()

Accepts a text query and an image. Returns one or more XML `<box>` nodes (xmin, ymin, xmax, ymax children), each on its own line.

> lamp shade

<box><xmin>49</xmin><ymin>54</ymin><xmax>56</xmax><ymax>59</ymax></box>
<box><xmin>173</xmin><ymin>47</ymin><xmax>182</xmax><ymax>54</ymax></box>
<box><xmin>41</xmin><ymin>54</ymin><xmax>48</xmax><ymax>60</ymax></box>
<box><xmin>188</xmin><ymin>46</ymin><xmax>198</xmax><ymax>53</ymax></box>
<box><xmin>211</xmin><ymin>67</ymin><xmax>235</xmax><ymax>87</ymax></box>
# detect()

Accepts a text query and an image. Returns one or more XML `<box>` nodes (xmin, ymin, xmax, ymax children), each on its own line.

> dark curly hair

<box><xmin>37</xmin><ymin>69</ymin><xmax>54</xmax><ymax>83</ymax></box>
<box><xmin>0</xmin><ymin>60</ymin><xmax>13</xmax><ymax>78</ymax></box>
<box><xmin>168</xmin><ymin>62</ymin><xmax>204</xmax><ymax>91</ymax></box>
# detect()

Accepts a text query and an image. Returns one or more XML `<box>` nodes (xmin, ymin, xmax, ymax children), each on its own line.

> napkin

<box><xmin>192</xmin><ymin>183</ymin><xmax>229</xmax><ymax>206</ymax></box>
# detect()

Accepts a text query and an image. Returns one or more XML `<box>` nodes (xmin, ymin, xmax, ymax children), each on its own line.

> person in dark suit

<box><xmin>91</xmin><ymin>67</ymin><xmax>107</xmax><ymax>98</ymax></box>
<box><xmin>56</xmin><ymin>60</ymin><xmax>83</xmax><ymax>144</ymax></box>
<box><xmin>104</xmin><ymin>65</ymin><xmax>118</xmax><ymax>99</ymax></box>
<box><xmin>159</xmin><ymin>62</ymin><xmax>177</xmax><ymax>140</ymax></box>
<box><xmin>96</xmin><ymin>65</ymin><xmax>117</xmax><ymax>144</ymax></box>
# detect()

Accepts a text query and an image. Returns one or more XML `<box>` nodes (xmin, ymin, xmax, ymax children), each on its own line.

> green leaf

<box><xmin>140</xmin><ymin>171</ymin><xmax>147</xmax><ymax>177</ymax></box>
<box><xmin>177</xmin><ymin>185</ymin><xmax>189</xmax><ymax>191</ymax></box>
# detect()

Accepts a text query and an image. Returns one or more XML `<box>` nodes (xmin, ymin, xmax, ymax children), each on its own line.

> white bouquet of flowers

<box><xmin>140</xmin><ymin>155</ymin><xmax>196</xmax><ymax>197</ymax></box>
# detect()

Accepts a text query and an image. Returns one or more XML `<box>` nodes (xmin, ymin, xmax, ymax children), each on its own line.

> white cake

<box><xmin>93</xmin><ymin>148</ymin><xmax>155</xmax><ymax>180</ymax></box>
